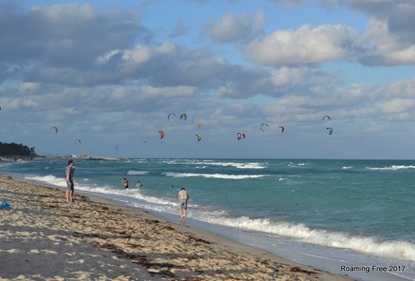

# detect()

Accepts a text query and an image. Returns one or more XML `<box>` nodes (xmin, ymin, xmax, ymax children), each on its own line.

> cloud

<box><xmin>262</xmin><ymin>76</ymin><xmax>415</xmax><ymax>129</ymax></box>
<box><xmin>0</xmin><ymin>3</ymin><xmax>153</xmax><ymax>82</ymax></box>
<box><xmin>140</xmin><ymin>85</ymin><xmax>197</xmax><ymax>98</ymax></box>
<box><xmin>252</xmin><ymin>0</ymin><xmax>415</xmax><ymax>67</ymax></box>
<box><xmin>241</xmin><ymin>24</ymin><xmax>359</xmax><ymax>65</ymax></box>
<box><xmin>170</xmin><ymin>20</ymin><xmax>190</xmax><ymax>38</ymax></box>
<box><xmin>322</xmin><ymin>0</ymin><xmax>415</xmax><ymax>39</ymax></box>
<box><xmin>205</xmin><ymin>11</ymin><xmax>265</xmax><ymax>43</ymax></box>
<box><xmin>96</xmin><ymin>50</ymin><xmax>123</xmax><ymax>65</ymax></box>
<box><xmin>322</xmin><ymin>0</ymin><xmax>415</xmax><ymax>66</ymax></box>
<box><xmin>269</xmin><ymin>0</ymin><xmax>309</xmax><ymax>7</ymax></box>
<box><xmin>376</xmin><ymin>98</ymin><xmax>415</xmax><ymax>115</ymax></box>
<box><xmin>358</xmin><ymin>19</ymin><xmax>415</xmax><ymax>66</ymax></box>
<box><xmin>215</xmin><ymin>66</ymin><xmax>335</xmax><ymax>100</ymax></box>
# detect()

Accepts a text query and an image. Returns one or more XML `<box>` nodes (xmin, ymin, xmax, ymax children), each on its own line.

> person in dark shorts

<box><xmin>66</xmin><ymin>160</ymin><xmax>75</xmax><ymax>202</ymax></box>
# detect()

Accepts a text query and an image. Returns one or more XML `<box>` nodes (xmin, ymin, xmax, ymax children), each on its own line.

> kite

<box><xmin>168</xmin><ymin>113</ymin><xmax>176</xmax><ymax>120</ymax></box>
<box><xmin>322</xmin><ymin>115</ymin><xmax>331</xmax><ymax>121</ymax></box>
<box><xmin>237</xmin><ymin>132</ymin><xmax>246</xmax><ymax>140</ymax></box>
<box><xmin>196</xmin><ymin>133</ymin><xmax>202</xmax><ymax>142</ymax></box>
<box><xmin>279</xmin><ymin>126</ymin><xmax>285</xmax><ymax>133</ymax></box>
<box><xmin>74</xmin><ymin>139</ymin><xmax>81</xmax><ymax>144</ymax></box>
<box><xmin>115</xmin><ymin>144</ymin><xmax>120</xmax><ymax>151</ymax></box>
<box><xmin>326</xmin><ymin>127</ymin><xmax>333</xmax><ymax>135</ymax></box>
<box><xmin>197</xmin><ymin>122</ymin><xmax>201</xmax><ymax>128</ymax></box>
<box><xmin>159</xmin><ymin>130</ymin><xmax>165</xmax><ymax>139</ymax></box>
<box><xmin>51</xmin><ymin>126</ymin><xmax>58</xmax><ymax>134</ymax></box>
<box><xmin>180</xmin><ymin>113</ymin><xmax>188</xmax><ymax>120</ymax></box>
<box><xmin>259</xmin><ymin>123</ymin><xmax>269</xmax><ymax>132</ymax></box>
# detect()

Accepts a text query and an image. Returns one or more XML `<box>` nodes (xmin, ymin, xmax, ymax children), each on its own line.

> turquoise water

<box><xmin>1</xmin><ymin>158</ymin><xmax>414</xmax><ymax>280</ymax></box>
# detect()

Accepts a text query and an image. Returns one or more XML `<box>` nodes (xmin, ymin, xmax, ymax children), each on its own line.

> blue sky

<box><xmin>1</xmin><ymin>0</ymin><xmax>415</xmax><ymax>159</ymax></box>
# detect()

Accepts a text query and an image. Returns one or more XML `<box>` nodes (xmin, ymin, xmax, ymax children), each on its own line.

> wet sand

<box><xmin>0</xmin><ymin>174</ymin><xmax>356</xmax><ymax>280</ymax></box>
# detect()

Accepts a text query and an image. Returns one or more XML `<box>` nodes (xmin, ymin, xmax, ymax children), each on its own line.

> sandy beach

<box><xmin>0</xmin><ymin>174</ymin><xmax>356</xmax><ymax>281</ymax></box>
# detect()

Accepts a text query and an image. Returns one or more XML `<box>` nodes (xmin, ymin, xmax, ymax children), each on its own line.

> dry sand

<box><xmin>0</xmin><ymin>174</ymin><xmax>357</xmax><ymax>280</ymax></box>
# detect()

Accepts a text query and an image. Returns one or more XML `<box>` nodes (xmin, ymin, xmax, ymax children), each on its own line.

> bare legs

<box><xmin>180</xmin><ymin>208</ymin><xmax>187</xmax><ymax>218</ymax></box>
<box><xmin>66</xmin><ymin>189</ymin><xmax>73</xmax><ymax>202</ymax></box>
<box><xmin>179</xmin><ymin>207</ymin><xmax>187</xmax><ymax>224</ymax></box>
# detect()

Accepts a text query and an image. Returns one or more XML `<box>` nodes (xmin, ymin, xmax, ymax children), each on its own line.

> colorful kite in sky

<box><xmin>237</xmin><ymin>132</ymin><xmax>246</xmax><ymax>140</ymax></box>
<box><xmin>259</xmin><ymin>123</ymin><xmax>269</xmax><ymax>132</ymax></box>
<box><xmin>180</xmin><ymin>113</ymin><xmax>188</xmax><ymax>120</ymax></box>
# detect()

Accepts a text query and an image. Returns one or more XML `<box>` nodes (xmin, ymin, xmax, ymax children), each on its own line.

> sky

<box><xmin>1</xmin><ymin>0</ymin><xmax>415</xmax><ymax>159</ymax></box>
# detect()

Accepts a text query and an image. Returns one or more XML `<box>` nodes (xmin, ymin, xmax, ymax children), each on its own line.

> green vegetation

<box><xmin>0</xmin><ymin>142</ymin><xmax>37</xmax><ymax>160</ymax></box>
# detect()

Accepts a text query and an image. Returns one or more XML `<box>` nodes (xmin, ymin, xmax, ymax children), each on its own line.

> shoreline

<box><xmin>0</xmin><ymin>174</ymin><xmax>356</xmax><ymax>280</ymax></box>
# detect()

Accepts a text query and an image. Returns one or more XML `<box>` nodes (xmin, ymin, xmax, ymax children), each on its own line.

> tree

<box><xmin>0</xmin><ymin>142</ymin><xmax>37</xmax><ymax>159</ymax></box>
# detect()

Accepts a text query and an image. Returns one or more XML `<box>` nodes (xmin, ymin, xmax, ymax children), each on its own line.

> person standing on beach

<box><xmin>65</xmin><ymin>160</ymin><xmax>75</xmax><ymax>202</ymax></box>
<box><xmin>178</xmin><ymin>187</ymin><xmax>189</xmax><ymax>219</ymax></box>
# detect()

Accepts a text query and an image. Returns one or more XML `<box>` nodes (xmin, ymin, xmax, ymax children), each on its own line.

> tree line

<box><xmin>0</xmin><ymin>142</ymin><xmax>37</xmax><ymax>159</ymax></box>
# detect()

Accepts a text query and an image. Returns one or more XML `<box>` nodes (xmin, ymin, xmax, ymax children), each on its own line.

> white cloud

<box><xmin>110</xmin><ymin>87</ymin><xmax>128</xmax><ymax>100</ymax></box>
<box><xmin>242</xmin><ymin>24</ymin><xmax>359</xmax><ymax>65</ymax></box>
<box><xmin>31</xmin><ymin>3</ymin><xmax>97</xmax><ymax>23</ymax></box>
<box><xmin>359</xmin><ymin>19</ymin><xmax>415</xmax><ymax>65</ymax></box>
<box><xmin>96</xmin><ymin>50</ymin><xmax>122</xmax><ymax>65</ymax></box>
<box><xmin>207</xmin><ymin>11</ymin><xmax>265</xmax><ymax>43</ymax></box>
<box><xmin>141</xmin><ymin>85</ymin><xmax>197</xmax><ymax>97</ymax></box>
<box><xmin>269</xmin><ymin>0</ymin><xmax>309</xmax><ymax>7</ymax></box>
<box><xmin>376</xmin><ymin>98</ymin><xmax>415</xmax><ymax>114</ymax></box>
<box><xmin>321</xmin><ymin>0</ymin><xmax>415</xmax><ymax>66</ymax></box>
<box><xmin>18</xmin><ymin>82</ymin><xmax>41</xmax><ymax>94</ymax></box>
<box><xmin>121</xmin><ymin>46</ymin><xmax>152</xmax><ymax>66</ymax></box>
<box><xmin>270</xmin><ymin>67</ymin><xmax>326</xmax><ymax>87</ymax></box>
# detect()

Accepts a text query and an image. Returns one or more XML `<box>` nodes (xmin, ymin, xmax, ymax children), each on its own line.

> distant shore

<box><xmin>0</xmin><ymin>155</ymin><xmax>134</xmax><ymax>162</ymax></box>
<box><xmin>0</xmin><ymin>174</ymin><xmax>355</xmax><ymax>280</ymax></box>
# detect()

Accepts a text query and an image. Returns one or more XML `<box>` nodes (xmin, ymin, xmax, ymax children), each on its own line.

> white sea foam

<box><xmin>202</xmin><ymin>161</ymin><xmax>266</xmax><ymax>169</ymax></box>
<box><xmin>163</xmin><ymin>159</ymin><xmax>267</xmax><ymax>169</ymax></box>
<box><xmin>26</xmin><ymin>175</ymin><xmax>67</xmax><ymax>187</ymax></box>
<box><xmin>367</xmin><ymin>165</ymin><xmax>415</xmax><ymax>171</ymax></box>
<box><xmin>127</xmin><ymin>170</ymin><xmax>150</xmax><ymax>175</ymax></box>
<box><xmin>162</xmin><ymin>172</ymin><xmax>265</xmax><ymax>179</ymax></box>
<box><xmin>24</xmin><ymin>174</ymin><xmax>176</xmax><ymax>207</ymax></box>
<box><xmin>197</xmin><ymin>215</ymin><xmax>415</xmax><ymax>262</ymax></box>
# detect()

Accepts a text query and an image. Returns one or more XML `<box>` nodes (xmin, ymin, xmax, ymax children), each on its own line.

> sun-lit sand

<box><xmin>0</xmin><ymin>174</ymin><xmax>356</xmax><ymax>280</ymax></box>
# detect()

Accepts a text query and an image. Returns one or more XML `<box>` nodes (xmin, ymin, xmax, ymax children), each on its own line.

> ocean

<box><xmin>1</xmin><ymin>158</ymin><xmax>414</xmax><ymax>281</ymax></box>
